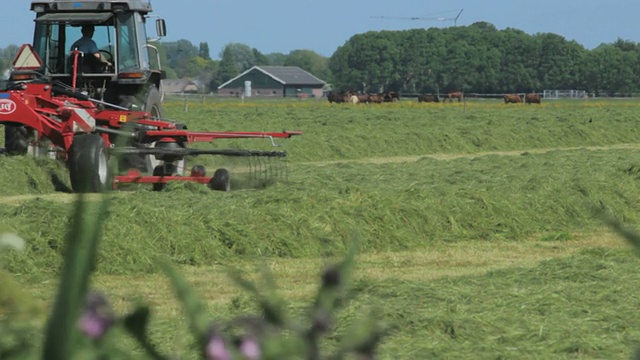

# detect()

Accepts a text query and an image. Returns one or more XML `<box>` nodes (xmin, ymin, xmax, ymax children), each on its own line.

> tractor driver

<box><xmin>69</xmin><ymin>25</ymin><xmax>112</xmax><ymax>70</ymax></box>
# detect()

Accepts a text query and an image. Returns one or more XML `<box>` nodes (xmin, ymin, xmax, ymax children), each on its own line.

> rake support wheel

<box><xmin>152</xmin><ymin>163</ymin><xmax>177</xmax><ymax>192</ymax></box>
<box><xmin>208</xmin><ymin>168</ymin><xmax>230</xmax><ymax>192</ymax></box>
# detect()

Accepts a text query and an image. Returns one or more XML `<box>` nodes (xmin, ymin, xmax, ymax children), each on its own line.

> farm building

<box><xmin>162</xmin><ymin>78</ymin><xmax>200</xmax><ymax>94</ymax></box>
<box><xmin>217</xmin><ymin>66</ymin><xmax>326</xmax><ymax>98</ymax></box>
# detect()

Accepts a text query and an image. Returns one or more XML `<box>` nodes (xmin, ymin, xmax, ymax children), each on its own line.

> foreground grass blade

<box><xmin>227</xmin><ymin>269</ymin><xmax>287</xmax><ymax>327</ymax></box>
<box><xmin>123</xmin><ymin>305</ymin><xmax>169</xmax><ymax>360</ymax></box>
<box><xmin>41</xmin><ymin>194</ymin><xmax>109</xmax><ymax>359</ymax></box>
<box><xmin>158</xmin><ymin>259</ymin><xmax>211</xmax><ymax>349</ymax></box>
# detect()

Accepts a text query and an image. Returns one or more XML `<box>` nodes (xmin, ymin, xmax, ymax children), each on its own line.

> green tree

<box><xmin>252</xmin><ymin>48</ymin><xmax>269</xmax><ymax>66</ymax></box>
<box><xmin>217</xmin><ymin>46</ymin><xmax>238</xmax><ymax>84</ymax></box>
<box><xmin>219</xmin><ymin>43</ymin><xmax>255</xmax><ymax>72</ymax></box>
<box><xmin>265</xmin><ymin>52</ymin><xmax>287</xmax><ymax>66</ymax></box>
<box><xmin>459</xmin><ymin>22</ymin><xmax>501</xmax><ymax>94</ymax></box>
<box><xmin>284</xmin><ymin>50</ymin><xmax>330</xmax><ymax>82</ymax></box>
<box><xmin>183</xmin><ymin>56</ymin><xmax>219</xmax><ymax>93</ymax></box>
<box><xmin>395</xmin><ymin>29</ymin><xmax>436</xmax><ymax>94</ymax></box>
<box><xmin>198</xmin><ymin>42</ymin><xmax>210</xmax><ymax>60</ymax></box>
<box><xmin>0</xmin><ymin>45</ymin><xmax>18</xmax><ymax>70</ymax></box>
<box><xmin>494</xmin><ymin>28</ymin><xmax>539</xmax><ymax>93</ymax></box>
<box><xmin>163</xmin><ymin>39</ymin><xmax>198</xmax><ymax>71</ymax></box>
<box><xmin>329</xmin><ymin>31</ymin><xmax>401</xmax><ymax>92</ymax></box>
<box><xmin>585</xmin><ymin>44</ymin><xmax>636</xmax><ymax>96</ymax></box>
<box><xmin>534</xmin><ymin>33</ymin><xmax>586</xmax><ymax>90</ymax></box>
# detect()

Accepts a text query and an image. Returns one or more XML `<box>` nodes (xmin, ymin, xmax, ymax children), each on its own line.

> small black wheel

<box><xmin>68</xmin><ymin>134</ymin><xmax>110</xmax><ymax>193</ymax></box>
<box><xmin>208</xmin><ymin>168</ymin><xmax>230</xmax><ymax>192</ymax></box>
<box><xmin>152</xmin><ymin>163</ymin><xmax>176</xmax><ymax>191</ymax></box>
<box><xmin>190</xmin><ymin>164</ymin><xmax>206</xmax><ymax>177</ymax></box>
<box><xmin>4</xmin><ymin>123</ymin><xmax>29</xmax><ymax>155</ymax></box>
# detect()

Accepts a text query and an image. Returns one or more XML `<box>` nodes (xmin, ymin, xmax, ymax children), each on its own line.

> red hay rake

<box><xmin>0</xmin><ymin>77</ymin><xmax>302</xmax><ymax>193</ymax></box>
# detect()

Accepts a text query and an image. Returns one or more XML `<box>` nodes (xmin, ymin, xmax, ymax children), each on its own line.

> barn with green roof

<box><xmin>217</xmin><ymin>65</ymin><xmax>326</xmax><ymax>98</ymax></box>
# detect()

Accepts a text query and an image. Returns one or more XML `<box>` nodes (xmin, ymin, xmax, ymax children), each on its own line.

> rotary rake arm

<box><xmin>111</xmin><ymin>128</ymin><xmax>302</xmax><ymax>191</ymax></box>
<box><xmin>113</xmin><ymin>147</ymin><xmax>289</xmax><ymax>158</ymax></box>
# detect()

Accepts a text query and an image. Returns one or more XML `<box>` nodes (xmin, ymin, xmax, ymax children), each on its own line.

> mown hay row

<box><xmin>3</xmin><ymin>148</ymin><xmax>640</xmax><ymax>276</ymax></box>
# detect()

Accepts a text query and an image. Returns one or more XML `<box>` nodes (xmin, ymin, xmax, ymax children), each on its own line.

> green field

<box><xmin>3</xmin><ymin>98</ymin><xmax>640</xmax><ymax>359</ymax></box>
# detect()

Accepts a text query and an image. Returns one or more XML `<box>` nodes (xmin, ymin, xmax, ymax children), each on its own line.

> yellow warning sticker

<box><xmin>119</xmin><ymin>115</ymin><xmax>127</xmax><ymax>123</ymax></box>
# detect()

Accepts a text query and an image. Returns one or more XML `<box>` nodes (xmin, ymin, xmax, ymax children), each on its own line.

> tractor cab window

<box><xmin>33</xmin><ymin>15</ymin><xmax>116</xmax><ymax>75</ymax></box>
<box><xmin>33</xmin><ymin>22</ymin><xmax>65</xmax><ymax>74</ymax></box>
<box><xmin>32</xmin><ymin>12</ymin><xmax>149</xmax><ymax>76</ymax></box>
<box><xmin>66</xmin><ymin>23</ymin><xmax>115</xmax><ymax>73</ymax></box>
<box><xmin>116</xmin><ymin>12</ymin><xmax>141</xmax><ymax>71</ymax></box>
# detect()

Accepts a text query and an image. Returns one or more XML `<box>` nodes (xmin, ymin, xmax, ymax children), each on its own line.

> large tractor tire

<box><xmin>68</xmin><ymin>134</ymin><xmax>110</xmax><ymax>193</ymax></box>
<box><xmin>4</xmin><ymin>124</ymin><xmax>29</xmax><ymax>155</ymax></box>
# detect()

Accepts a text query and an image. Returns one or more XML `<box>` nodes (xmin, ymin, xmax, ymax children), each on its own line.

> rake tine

<box><xmin>254</xmin><ymin>155</ymin><xmax>261</xmax><ymax>185</ymax></box>
<box><xmin>255</xmin><ymin>156</ymin><xmax>261</xmax><ymax>185</ymax></box>
<box><xmin>284</xmin><ymin>158</ymin><xmax>289</xmax><ymax>181</ymax></box>
<box><xmin>248</xmin><ymin>156</ymin><xmax>255</xmax><ymax>182</ymax></box>
<box><xmin>272</xmin><ymin>157</ymin><xmax>280</xmax><ymax>183</ymax></box>
<box><xmin>269</xmin><ymin>157</ymin><xmax>275</xmax><ymax>182</ymax></box>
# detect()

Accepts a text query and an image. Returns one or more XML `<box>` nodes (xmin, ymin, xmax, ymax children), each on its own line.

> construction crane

<box><xmin>371</xmin><ymin>9</ymin><xmax>464</xmax><ymax>27</ymax></box>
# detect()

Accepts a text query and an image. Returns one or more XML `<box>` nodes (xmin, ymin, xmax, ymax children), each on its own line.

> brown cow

<box><xmin>368</xmin><ymin>94</ymin><xmax>384</xmax><ymax>103</ymax></box>
<box><xmin>327</xmin><ymin>91</ymin><xmax>342</xmax><ymax>103</ymax></box>
<box><xmin>383</xmin><ymin>91</ymin><xmax>400</xmax><ymax>102</ymax></box>
<box><xmin>357</xmin><ymin>93</ymin><xmax>370</xmax><ymax>104</ymax></box>
<box><xmin>503</xmin><ymin>94</ymin><xmax>522</xmax><ymax>104</ymax></box>
<box><xmin>444</xmin><ymin>91</ymin><xmax>463</xmax><ymax>103</ymax></box>
<box><xmin>525</xmin><ymin>93</ymin><xmax>541</xmax><ymax>104</ymax></box>
<box><xmin>418</xmin><ymin>93</ymin><xmax>440</xmax><ymax>103</ymax></box>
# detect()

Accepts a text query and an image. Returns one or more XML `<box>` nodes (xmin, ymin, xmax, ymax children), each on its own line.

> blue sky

<box><xmin>1</xmin><ymin>1</ymin><xmax>638</xmax><ymax>59</ymax></box>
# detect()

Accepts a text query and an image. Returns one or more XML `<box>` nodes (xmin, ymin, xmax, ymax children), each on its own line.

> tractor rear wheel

<box><xmin>4</xmin><ymin>124</ymin><xmax>29</xmax><ymax>155</ymax></box>
<box><xmin>68</xmin><ymin>134</ymin><xmax>110</xmax><ymax>193</ymax></box>
<box><xmin>208</xmin><ymin>168</ymin><xmax>230</xmax><ymax>192</ymax></box>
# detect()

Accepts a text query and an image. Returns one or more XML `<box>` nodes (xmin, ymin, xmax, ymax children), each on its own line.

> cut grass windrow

<box><xmin>3</xmin><ymin>147</ymin><xmax>640</xmax><ymax>277</ymax></box>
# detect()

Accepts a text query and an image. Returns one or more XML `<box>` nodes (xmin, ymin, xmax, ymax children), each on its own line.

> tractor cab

<box><xmin>17</xmin><ymin>0</ymin><xmax>167</xmax><ymax>111</ymax></box>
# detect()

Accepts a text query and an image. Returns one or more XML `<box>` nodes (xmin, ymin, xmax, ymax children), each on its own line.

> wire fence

<box><xmin>163</xmin><ymin>90</ymin><xmax>640</xmax><ymax>110</ymax></box>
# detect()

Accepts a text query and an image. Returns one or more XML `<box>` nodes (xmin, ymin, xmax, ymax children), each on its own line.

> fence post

<box><xmin>183</xmin><ymin>96</ymin><xmax>188</xmax><ymax>112</ymax></box>
<box><xmin>201</xmin><ymin>96</ymin><xmax>205</xmax><ymax>104</ymax></box>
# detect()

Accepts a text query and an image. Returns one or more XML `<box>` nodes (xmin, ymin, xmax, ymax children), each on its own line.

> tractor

<box><xmin>0</xmin><ymin>0</ymin><xmax>301</xmax><ymax>193</ymax></box>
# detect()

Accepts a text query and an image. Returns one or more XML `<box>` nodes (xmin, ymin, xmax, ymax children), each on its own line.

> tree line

<box><xmin>1</xmin><ymin>21</ymin><xmax>639</xmax><ymax>96</ymax></box>
<box><xmin>329</xmin><ymin>22</ymin><xmax>640</xmax><ymax>97</ymax></box>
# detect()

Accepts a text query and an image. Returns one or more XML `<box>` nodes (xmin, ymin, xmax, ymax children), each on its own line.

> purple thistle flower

<box><xmin>206</xmin><ymin>333</ymin><xmax>232</xmax><ymax>360</ymax></box>
<box><xmin>78</xmin><ymin>291</ymin><xmax>115</xmax><ymax>340</ymax></box>
<box><xmin>238</xmin><ymin>335</ymin><xmax>261</xmax><ymax>360</ymax></box>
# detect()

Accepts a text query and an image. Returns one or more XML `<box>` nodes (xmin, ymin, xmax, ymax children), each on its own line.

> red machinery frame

<box><xmin>0</xmin><ymin>80</ymin><xmax>301</xmax><ymax>190</ymax></box>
